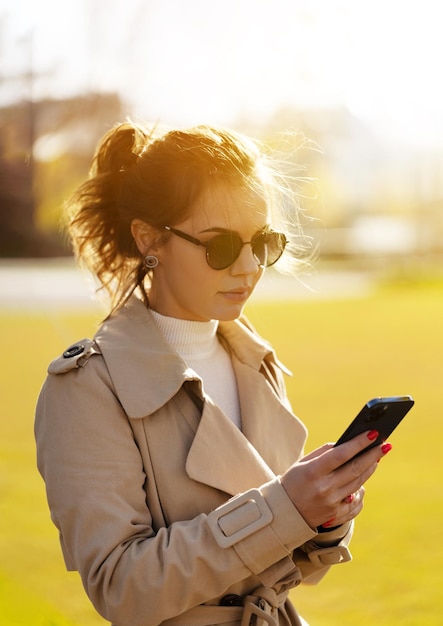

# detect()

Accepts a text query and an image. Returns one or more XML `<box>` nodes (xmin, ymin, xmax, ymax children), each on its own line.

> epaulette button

<box><xmin>63</xmin><ymin>344</ymin><xmax>85</xmax><ymax>359</ymax></box>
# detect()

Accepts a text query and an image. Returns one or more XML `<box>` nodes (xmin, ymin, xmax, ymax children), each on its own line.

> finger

<box><xmin>338</xmin><ymin>457</ymin><xmax>378</xmax><ymax>500</ymax></box>
<box><xmin>342</xmin><ymin>488</ymin><xmax>364</xmax><ymax>522</ymax></box>
<box><xmin>347</xmin><ymin>486</ymin><xmax>365</xmax><ymax>518</ymax></box>
<box><xmin>343</xmin><ymin>486</ymin><xmax>364</xmax><ymax>507</ymax></box>
<box><xmin>339</xmin><ymin>441</ymin><xmax>393</xmax><ymax>494</ymax></box>
<box><xmin>301</xmin><ymin>443</ymin><xmax>335</xmax><ymax>463</ymax></box>
<box><xmin>320</xmin><ymin>430</ymin><xmax>380</xmax><ymax>473</ymax></box>
<box><xmin>322</xmin><ymin>487</ymin><xmax>365</xmax><ymax>528</ymax></box>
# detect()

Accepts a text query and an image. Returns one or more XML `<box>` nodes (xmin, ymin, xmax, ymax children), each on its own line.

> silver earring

<box><xmin>144</xmin><ymin>255</ymin><xmax>159</xmax><ymax>269</ymax></box>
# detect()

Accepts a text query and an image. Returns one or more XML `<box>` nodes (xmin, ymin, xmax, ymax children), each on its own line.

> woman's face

<box><xmin>149</xmin><ymin>184</ymin><xmax>269</xmax><ymax>321</ymax></box>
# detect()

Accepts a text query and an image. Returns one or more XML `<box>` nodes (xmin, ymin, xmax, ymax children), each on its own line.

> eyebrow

<box><xmin>199</xmin><ymin>224</ymin><xmax>271</xmax><ymax>235</ymax></box>
<box><xmin>199</xmin><ymin>227</ymin><xmax>232</xmax><ymax>234</ymax></box>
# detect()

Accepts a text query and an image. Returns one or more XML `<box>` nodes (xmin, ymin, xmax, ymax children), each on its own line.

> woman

<box><xmin>35</xmin><ymin>122</ymin><xmax>391</xmax><ymax>626</ymax></box>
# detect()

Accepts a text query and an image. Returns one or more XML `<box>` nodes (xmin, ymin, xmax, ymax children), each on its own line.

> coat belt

<box><xmin>160</xmin><ymin>587</ymin><xmax>289</xmax><ymax>626</ymax></box>
<box><xmin>240</xmin><ymin>586</ymin><xmax>281</xmax><ymax>626</ymax></box>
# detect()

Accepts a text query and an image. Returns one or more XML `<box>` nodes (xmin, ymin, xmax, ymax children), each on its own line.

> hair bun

<box><xmin>94</xmin><ymin>123</ymin><xmax>144</xmax><ymax>176</ymax></box>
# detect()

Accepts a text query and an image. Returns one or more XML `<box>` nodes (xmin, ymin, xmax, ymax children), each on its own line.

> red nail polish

<box><xmin>381</xmin><ymin>443</ymin><xmax>392</xmax><ymax>454</ymax></box>
<box><xmin>367</xmin><ymin>430</ymin><xmax>379</xmax><ymax>441</ymax></box>
<box><xmin>322</xmin><ymin>518</ymin><xmax>336</xmax><ymax>528</ymax></box>
<box><xmin>344</xmin><ymin>494</ymin><xmax>355</xmax><ymax>504</ymax></box>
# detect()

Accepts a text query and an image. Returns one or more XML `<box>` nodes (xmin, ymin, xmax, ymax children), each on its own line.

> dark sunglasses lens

<box><xmin>207</xmin><ymin>233</ymin><xmax>243</xmax><ymax>269</ymax></box>
<box><xmin>252</xmin><ymin>231</ymin><xmax>286</xmax><ymax>267</ymax></box>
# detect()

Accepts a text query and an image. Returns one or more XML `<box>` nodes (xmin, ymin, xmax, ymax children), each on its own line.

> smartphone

<box><xmin>334</xmin><ymin>395</ymin><xmax>414</xmax><ymax>454</ymax></box>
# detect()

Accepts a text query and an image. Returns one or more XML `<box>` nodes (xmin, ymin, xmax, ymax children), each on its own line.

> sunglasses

<box><xmin>164</xmin><ymin>226</ymin><xmax>287</xmax><ymax>270</ymax></box>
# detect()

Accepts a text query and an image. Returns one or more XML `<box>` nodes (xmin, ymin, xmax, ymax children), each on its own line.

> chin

<box><xmin>215</xmin><ymin>306</ymin><xmax>245</xmax><ymax>322</ymax></box>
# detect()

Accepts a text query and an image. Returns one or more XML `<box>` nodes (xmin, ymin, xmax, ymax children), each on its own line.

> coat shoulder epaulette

<box><xmin>48</xmin><ymin>338</ymin><xmax>101</xmax><ymax>375</ymax></box>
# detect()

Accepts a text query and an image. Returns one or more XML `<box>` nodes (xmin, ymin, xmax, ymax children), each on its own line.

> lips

<box><xmin>220</xmin><ymin>286</ymin><xmax>252</xmax><ymax>301</ymax></box>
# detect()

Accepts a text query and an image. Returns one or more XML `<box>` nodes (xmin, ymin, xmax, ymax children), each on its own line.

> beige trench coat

<box><xmin>35</xmin><ymin>297</ymin><xmax>353</xmax><ymax>626</ymax></box>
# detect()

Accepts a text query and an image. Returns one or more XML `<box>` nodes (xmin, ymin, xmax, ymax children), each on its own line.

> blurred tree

<box><xmin>0</xmin><ymin>92</ymin><xmax>124</xmax><ymax>257</ymax></box>
<box><xmin>0</xmin><ymin>131</ymin><xmax>38</xmax><ymax>256</ymax></box>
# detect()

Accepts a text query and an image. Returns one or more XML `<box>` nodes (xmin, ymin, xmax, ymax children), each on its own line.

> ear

<box><xmin>131</xmin><ymin>219</ymin><xmax>161</xmax><ymax>256</ymax></box>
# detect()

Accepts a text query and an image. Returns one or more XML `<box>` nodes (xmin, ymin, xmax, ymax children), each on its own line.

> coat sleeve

<box><xmin>35</xmin><ymin>354</ymin><xmax>350</xmax><ymax>626</ymax></box>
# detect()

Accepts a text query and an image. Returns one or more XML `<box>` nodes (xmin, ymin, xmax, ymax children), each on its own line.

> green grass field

<box><xmin>1</xmin><ymin>278</ymin><xmax>442</xmax><ymax>625</ymax></box>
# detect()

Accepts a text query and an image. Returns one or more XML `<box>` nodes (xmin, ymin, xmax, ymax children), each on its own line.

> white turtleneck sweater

<box><xmin>150</xmin><ymin>310</ymin><xmax>241</xmax><ymax>428</ymax></box>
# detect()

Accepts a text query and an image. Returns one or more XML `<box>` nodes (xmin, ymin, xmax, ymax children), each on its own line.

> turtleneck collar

<box><xmin>149</xmin><ymin>309</ymin><xmax>219</xmax><ymax>360</ymax></box>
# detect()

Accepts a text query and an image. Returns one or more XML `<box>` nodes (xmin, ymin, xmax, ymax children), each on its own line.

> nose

<box><xmin>230</xmin><ymin>242</ymin><xmax>261</xmax><ymax>276</ymax></box>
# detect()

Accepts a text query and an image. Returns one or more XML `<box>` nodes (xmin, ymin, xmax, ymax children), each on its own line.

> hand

<box><xmin>280</xmin><ymin>430</ymin><xmax>392</xmax><ymax>530</ymax></box>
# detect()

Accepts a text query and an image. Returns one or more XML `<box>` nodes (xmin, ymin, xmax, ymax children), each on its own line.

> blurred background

<box><xmin>1</xmin><ymin>0</ymin><xmax>442</xmax><ymax>274</ymax></box>
<box><xmin>2</xmin><ymin>3</ymin><xmax>443</xmax><ymax>624</ymax></box>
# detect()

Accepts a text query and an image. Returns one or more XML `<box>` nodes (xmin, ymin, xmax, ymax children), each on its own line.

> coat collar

<box><xmin>94</xmin><ymin>297</ymin><xmax>306</xmax><ymax>495</ymax></box>
<box><xmin>94</xmin><ymin>297</ymin><xmax>286</xmax><ymax>419</ymax></box>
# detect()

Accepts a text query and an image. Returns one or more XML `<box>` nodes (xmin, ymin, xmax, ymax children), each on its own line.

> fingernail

<box><xmin>344</xmin><ymin>494</ymin><xmax>355</xmax><ymax>504</ymax></box>
<box><xmin>381</xmin><ymin>443</ymin><xmax>392</xmax><ymax>454</ymax></box>
<box><xmin>367</xmin><ymin>430</ymin><xmax>379</xmax><ymax>441</ymax></box>
<box><xmin>322</xmin><ymin>518</ymin><xmax>336</xmax><ymax>528</ymax></box>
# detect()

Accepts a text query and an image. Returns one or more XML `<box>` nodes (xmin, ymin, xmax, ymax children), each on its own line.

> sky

<box><xmin>1</xmin><ymin>0</ymin><xmax>443</xmax><ymax>149</ymax></box>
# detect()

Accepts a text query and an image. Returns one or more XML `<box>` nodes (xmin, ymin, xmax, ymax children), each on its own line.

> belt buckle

<box><xmin>241</xmin><ymin>600</ymin><xmax>276</xmax><ymax>626</ymax></box>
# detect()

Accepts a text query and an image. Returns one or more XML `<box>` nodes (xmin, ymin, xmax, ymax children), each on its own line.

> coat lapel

<box><xmin>185</xmin><ymin>398</ymin><xmax>276</xmax><ymax>496</ymax></box>
<box><xmin>236</xmin><ymin>360</ymin><xmax>307</xmax><ymax>476</ymax></box>
<box><xmin>186</xmin><ymin>355</ymin><xmax>307</xmax><ymax>497</ymax></box>
<box><xmin>95</xmin><ymin>298</ymin><xmax>307</xmax><ymax>497</ymax></box>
